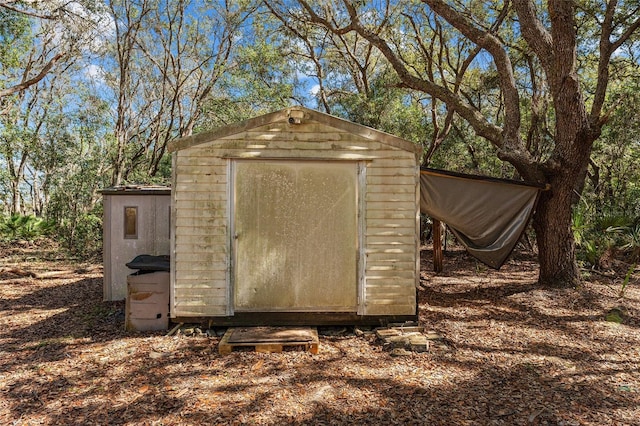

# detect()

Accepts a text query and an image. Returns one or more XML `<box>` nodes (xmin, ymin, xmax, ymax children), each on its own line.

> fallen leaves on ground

<box><xmin>0</xmin><ymin>242</ymin><xmax>638</xmax><ymax>425</ymax></box>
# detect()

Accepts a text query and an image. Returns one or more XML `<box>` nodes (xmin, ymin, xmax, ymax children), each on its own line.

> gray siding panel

<box><xmin>103</xmin><ymin>193</ymin><xmax>171</xmax><ymax>301</ymax></box>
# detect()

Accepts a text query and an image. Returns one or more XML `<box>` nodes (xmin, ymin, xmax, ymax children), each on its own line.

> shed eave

<box><xmin>99</xmin><ymin>185</ymin><xmax>171</xmax><ymax>196</ymax></box>
<box><xmin>168</xmin><ymin>106</ymin><xmax>421</xmax><ymax>156</ymax></box>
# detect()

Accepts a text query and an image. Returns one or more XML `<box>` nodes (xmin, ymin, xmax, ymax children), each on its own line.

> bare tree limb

<box><xmin>591</xmin><ymin>0</ymin><xmax>640</xmax><ymax>124</ymax></box>
<box><xmin>0</xmin><ymin>53</ymin><xmax>65</xmax><ymax>99</ymax></box>
<box><xmin>512</xmin><ymin>0</ymin><xmax>553</xmax><ymax>71</ymax></box>
<box><xmin>0</xmin><ymin>1</ymin><xmax>59</xmax><ymax>19</ymax></box>
<box><xmin>423</xmin><ymin>0</ymin><xmax>523</xmax><ymax>153</ymax></box>
<box><xmin>264</xmin><ymin>1</ymin><xmax>332</xmax><ymax>113</ymax></box>
<box><xmin>297</xmin><ymin>0</ymin><xmax>355</xmax><ymax>35</ymax></box>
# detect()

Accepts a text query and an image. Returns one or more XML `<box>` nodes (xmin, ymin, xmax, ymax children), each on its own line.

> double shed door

<box><xmin>232</xmin><ymin>160</ymin><xmax>360</xmax><ymax>312</ymax></box>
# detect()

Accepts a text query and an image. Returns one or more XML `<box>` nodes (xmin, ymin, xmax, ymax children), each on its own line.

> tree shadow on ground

<box><xmin>1</xmin><ymin>248</ymin><xmax>639</xmax><ymax>424</ymax></box>
<box><xmin>0</xmin><ymin>275</ymin><xmax>132</xmax><ymax>372</ymax></box>
<box><xmin>51</xmin><ymin>346</ymin><xmax>640</xmax><ymax>424</ymax></box>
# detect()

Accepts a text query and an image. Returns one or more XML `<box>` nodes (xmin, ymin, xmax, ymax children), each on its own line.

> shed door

<box><xmin>232</xmin><ymin>160</ymin><xmax>358</xmax><ymax>312</ymax></box>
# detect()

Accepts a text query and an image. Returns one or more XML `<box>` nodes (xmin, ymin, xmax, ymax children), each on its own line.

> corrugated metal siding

<box><xmin>171</xmin><ymin>119</ymin><xmax>419</xmax><ymax>317</ymax></box>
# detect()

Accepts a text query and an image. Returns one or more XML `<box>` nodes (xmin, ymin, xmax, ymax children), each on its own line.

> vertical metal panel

<box><xmin>226</xmin><ymin>159</ymin><xmax>234</xmax><ymax>316</ymax></box>
<box><xmin>153</xmin><ymin>196</ymin><xmax>171</xmax><ymax>255</ymax></box>
<box><xmin>170</xmin><ymin>154</ymin><xmax>177</xmax><ymax>317</ymax></box>
<box><xmin>232</xmin><ymin>160</ymin><xmax>358</xmax><ymax>312</ymax></box>
<box><xmin>357</xmin><ymin>161</ymin><xmax>367</xmax><ymax>315</ymax></box>
<box><xmin>415</xmin><ymin>163</ymin><xmax>421</xmax><ymax>293</ymax></box>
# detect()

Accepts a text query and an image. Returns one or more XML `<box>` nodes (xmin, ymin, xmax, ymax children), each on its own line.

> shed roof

<box><xmin>100</xmin><ymin>185</ymin><xmax>171</xmax><ymax>195</ymax></box>
<box><xmin>168</xmin><ymin>106</ymin><xmax>421</xmax><ymax>154</ymax></box>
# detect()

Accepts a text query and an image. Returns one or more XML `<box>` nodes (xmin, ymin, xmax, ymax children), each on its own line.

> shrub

<box><xmin>0</xmin><ymin>214</ymin><xmax>54</xmax><ymax>242</ymax></box>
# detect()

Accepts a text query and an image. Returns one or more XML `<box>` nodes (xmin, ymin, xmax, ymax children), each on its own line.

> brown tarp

<box><xmin>420</xmin><ymin>168</ymin><xmax>541</xmax><ymax>269</ymax></box>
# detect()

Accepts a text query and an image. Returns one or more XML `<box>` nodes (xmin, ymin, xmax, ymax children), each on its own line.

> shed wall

<box><xmin>171</xmin><ymin>120</ymin><xmax>419</xmax><ymax>318</ymax></box>
<box><xmin>103</xmin><ymin>193</ymin><xmax>171</xmax><ymax>300</ymax></box>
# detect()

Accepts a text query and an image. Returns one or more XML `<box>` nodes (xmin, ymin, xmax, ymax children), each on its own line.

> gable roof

<box><xmin>168</xmin><ymin>106</ymin><xmax>421</xmax><ymax>154</ymax></box>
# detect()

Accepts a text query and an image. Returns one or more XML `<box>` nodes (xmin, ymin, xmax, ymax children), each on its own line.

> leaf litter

<box><xmin>0</xmin><ymin>242</ymin><xmax>639</xmax><ymax>425</ymax></box>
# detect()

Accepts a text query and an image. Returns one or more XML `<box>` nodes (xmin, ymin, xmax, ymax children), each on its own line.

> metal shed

<box><xmin>101</xmin><ymin>186</ymin><xmax>171</xmax><ymax>301</ymax></box>
<box><xmin>168</xmin><ymin>107</ymin><xmax>422</xmax><ymax>325</ymax></box>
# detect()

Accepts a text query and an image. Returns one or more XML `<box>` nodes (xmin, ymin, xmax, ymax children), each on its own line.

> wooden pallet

<box><xmin>218</xmin><ymin>326</ymin><xmax>319</xmax><ymax>355</ymax></box>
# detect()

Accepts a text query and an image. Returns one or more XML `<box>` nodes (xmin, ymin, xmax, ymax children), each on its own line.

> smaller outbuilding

<box><xmin>101</xmin><ymin>185</ymin><xmax>171</xmax><ymax>301</ymax></box>
<box><xmin>168</xmin><ymin>107</ymin><xmax>422</xmax><ymax>325</ymax></box>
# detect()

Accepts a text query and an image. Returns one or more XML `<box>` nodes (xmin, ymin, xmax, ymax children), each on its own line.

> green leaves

<box><xmin>0</xmin><ymin>214</ymin><xmax>53</xmax><ymax>242</ymax></box>
<box><xmin>0</xmin><ymin>8</ymin><xmax>32</xmax><ymax>71</ymax></box>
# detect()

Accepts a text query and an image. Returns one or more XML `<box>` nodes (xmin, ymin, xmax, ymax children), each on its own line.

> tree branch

<box><xmin>610</xmin><ymin>10</ymin><xmax>640</xmax><ymax>52</ymax></box>
<box><xmin>297</xmin><ymin>0</ymin><xmax>354</xmax><ymax>35</ymax></box>
<box><xmin>0</xmin><ymin>53</ymin><xmax>65</xmax><ymax>99</ymax></box>
<box><xmin>591</xmin><ymin>0</ymin><xmax>640</xmax><ymax>124</ymax></box>
<box><xmin>0</xmin><ymin>1</ymin><xmax>58</xmax><ymax>19</ymax></box>
<box><xmin>264</xmin><ymin>1</ymin><xmax>332</xmax><ymax>113</ymax></box>
<box><xmin>512</xmin><ymin>0</ymin><xmax>553</xmax><ymax>71</ymax></box>
<box><xmin>422</xmin><ymin>0</ymin><xmax>525</xmax><ymax>158</ymax></box>
<box><xmin>359</xmin><ymin>23</ymin><xmax>503</xmax><ymax>145</ymax></box>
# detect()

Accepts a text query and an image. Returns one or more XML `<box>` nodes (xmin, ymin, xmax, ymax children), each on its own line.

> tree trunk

<box><xmin>10</xmin><ymin>180</ymin><xmax>21</xmax><ymax>215</ymax></box>
<box><xmin>112</xmin><ymin>136</ymin><xmax>126</xmax><ymax>186</ymax></box>
<box><xmin>533</xmin><ymin>172</ymin><xmax>581</xmax><ymax>288</ymax></box>
<box><xmin>8</xmin><ymin>152</ymin><xmax>28</xmax><ymax>215</ymax></box>
<box><xmin>532</xmin><ymin>115</ymin><xmax>596</xmax><ymax>288</ymax></box>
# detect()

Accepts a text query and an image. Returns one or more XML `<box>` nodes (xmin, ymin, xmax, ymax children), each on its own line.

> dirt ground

<box><xmin>1</xmin><ymin>241</ymin><xmax>639</xmax><ymax>425</ymax></box>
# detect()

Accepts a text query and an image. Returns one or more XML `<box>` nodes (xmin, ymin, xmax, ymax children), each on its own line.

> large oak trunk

<box><xmin>533</xmin><ymin>177</ymin><xmax>581</xmax><ymax>288</ymax></box>
<box><xmin>532</xmin><ymin>122</ymin><xmax>594</xmax><ymax>288</ymax></box>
